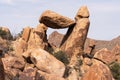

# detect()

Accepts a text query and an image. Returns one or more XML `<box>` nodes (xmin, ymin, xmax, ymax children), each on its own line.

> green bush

<box><xmin>53</xmin><ymin>51</ymin><xmax>69</xmax><ymax>65</ymax></box>
<box><xmin>109</xmin><ymin>62</ymin><xmax>120</xmax><ymax>80</ymax></box>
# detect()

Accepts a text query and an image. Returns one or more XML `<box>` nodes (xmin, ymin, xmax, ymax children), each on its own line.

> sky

<box><xmin>0</xmin><ymin>0</ymin><xmax>120</xmax><ymax>40</ymax></box>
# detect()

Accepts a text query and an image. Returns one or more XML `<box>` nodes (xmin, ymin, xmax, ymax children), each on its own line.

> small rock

<box><xmin>75</xmin><ymin>6</ymin><xmax>89</xmax><ymax>21</ymax></box>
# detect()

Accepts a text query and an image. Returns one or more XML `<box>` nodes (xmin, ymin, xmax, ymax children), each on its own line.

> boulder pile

<box><xmin>0</xmin><ymin>5</ymin><xmax>119</xmax><ymax>80</ymax></box>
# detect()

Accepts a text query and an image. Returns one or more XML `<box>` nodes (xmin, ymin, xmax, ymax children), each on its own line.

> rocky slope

<box><xmin>0</xmin><ymin>5</ymin><xmax>119</xmax><ymax>80</ymax></box>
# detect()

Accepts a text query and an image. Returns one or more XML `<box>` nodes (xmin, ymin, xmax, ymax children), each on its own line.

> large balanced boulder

<box><xmin>30</xmin><ymin>48</ymin><xmax>65</xmax><ymax>77</ymax></box>
<box><xmin>39</xmin><ymin>10</ymin><xmax>75</xmax><ymax>29</ymax></box>
<box><xmin>81</xmin><ymin>60</ymin><xmax>114</xmax><ymax>80</ymax></box>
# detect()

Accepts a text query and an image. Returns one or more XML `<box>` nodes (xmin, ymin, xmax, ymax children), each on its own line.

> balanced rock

<box><xmin>75</xmin><ymin>6</ymin><xmax>89</xmax><ymax>21</ymax></box>
<box><xmin>36</xmin><ymin>70</ymin><xmax>65</xmax><ymax>80</ymax></box>
<box><xmin>30</xmin><ymin>48</ymin><xmax>65</xmax><ymax>77</ymax></box>
<box><xmin>81</xmin><ymin>60</ymin><xmax>114</xmax><ymax>80</ymax></box>
<box><xmin>39</xmin><ymin>10</ymin><xmax>75</xmax><ymax>29</ymax></box>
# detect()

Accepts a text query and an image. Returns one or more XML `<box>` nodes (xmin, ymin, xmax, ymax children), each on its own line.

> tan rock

<box><xmin>22</xmin><ymin>27</ymin><xmax>31</xmax><ymax>42</ymax></box>
<box><xmin>48</xmin><ymin>31</ymin><xmax>64</xmax><ymax>48</ymax></box>
<box><xmin>1</xmin><ymin>56</ymin><xmax>25</xmax><ymax>80</ymax></box>
<box><xmin>75</xmin><ymin>6</ymin><xmax>89</xmax><ymax>21</ymax></box>
<box><xmin>36</xmin><ymin>70</ymin><xmax>65</xmax><ymax>80</ymax></box>
<box><xmin>81</xmin><ymin>60</ymin><xmax>114</xmax><ymax>80</ymax></box>
<box><xmin>19</xmin><ymin>67</ymin><xmax>37</xmax><ymax>80</ymax></box>
<box><xmin>39</xmin><ymin>10</ymin><xmax>75</xmax><ymax>29</ymax></box>
<box><xmin>13</xmin><ymin>38</ymin><xmax>28</xmax><ymax>56</ymax></box>
<box><xmin>30</xmin><ymin>48</ymin><xmax>65</xmax><ymax>77</ymax></box>
<box><xmin>94</xmin><ymin>48</ymin><xmax>115</xmax><ymax>64</ymax></box>
<box><xmin>0</xmin><ymin>58</ymin><xmax>4</xmax><ymax>80</ymax></box>
<box><xmin>61</xmin><ymin>18</ymin><xmax>90</xmax><ymax>58</ymax></box>
<box><xmin>28</xmin><ymin>24</ymin><xmax>48</xmax><ymax>50</ymax></box>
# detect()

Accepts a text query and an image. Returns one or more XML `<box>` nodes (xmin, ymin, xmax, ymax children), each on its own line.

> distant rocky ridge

<box><xmin>0</xmin><ymin>5</ymin><xmax>119</xmax><ymax>80</ymax></box>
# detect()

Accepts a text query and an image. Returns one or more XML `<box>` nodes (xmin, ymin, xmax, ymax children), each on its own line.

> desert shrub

<box><xmin>53</xmin><ymin>51</ymin><xmax>69</xmax><ymax>65</ymax></box>
<box><xmin>109</xmin><ymin>62</ymin><xmax>120</xmax><ymax>80</ymax></box>
<box><xmin>0</xmin><ymin>28</ymin><xmax>7</xmax><ymax>38</ymax></box>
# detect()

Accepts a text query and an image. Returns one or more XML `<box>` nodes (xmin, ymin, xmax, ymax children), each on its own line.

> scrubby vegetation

<box><xmin>0</xmin><ymin>28</ymin><xmax>7</xmax><ymax>39</ymax></box>
<box><xmin>53</xmin><ymin>51</ymin><xmax>69</xmax><ymax>65</ymax></box>
<box><xmin>109</xmin><ymin>62</ymin><xmax>120</xmax><ymax>80</ymax></box>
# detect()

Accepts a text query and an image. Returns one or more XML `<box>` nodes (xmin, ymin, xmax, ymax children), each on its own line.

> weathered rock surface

<box><xmin>13</xmin><ymin>38</ymin><xmax>28</xmax><ymax>56</ymax></box>
<box><xmin>75</xmin><ymin>6</ymin><xmax>89</xmax><ymax>21</ymax></box>
<box><xmin>22</xmin><ymin>27</ymin><xmax>31</xmax><ymax>42</ymax></box>
<box><xmin>28</xmin><ymin>24</ymin><xmax>48</xmax><ymax>50</ymax></box>
<box><xmin>61</xmin><ymin>18</ymin><xmax>90</xmax><ymax>57</ymax></box>
<box><xmin>1</xmin><ymin>56</ymin><xmax>25</xmax><ymax>80</ymax></box>
<box><xmin>36</xmin><ymin>70</ymin><xmax>65</xmax><ymax>80</ymax></box>
<box><xmin>30</xmin><ymin>48</ymin><xmax>65</xmax><ymax>77</ymax></box>
<box><xmin>39</xmin><ymin>10</ymin><xmax>75</xmax><ymax>29</ymax></box>
<box><xmin>94</xmin><ymin>48</ymin><xmax>115</xmax><ymax>64</ymax></box>
<box><xmin>48</xmin><ymin>31</ymin><xmax>64</xmax><ymax>48</ymax></box>
<box><xmin>19</xmin><ymin>67</ymin><xmax>37</xmax><ymax>80</ymax></box>
<box><xmin>81</xmin><ymin>60</ymin><xmax>114</xmax><ymax>80</ymax></box>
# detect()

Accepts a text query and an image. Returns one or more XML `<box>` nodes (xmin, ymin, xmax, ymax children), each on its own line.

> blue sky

<box><xmin>0</xmin><ymin>0</ymin><xmax>120</xmax><ymax>40</ymax></box>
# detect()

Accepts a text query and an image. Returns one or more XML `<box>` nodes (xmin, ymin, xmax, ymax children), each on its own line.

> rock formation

<box><xmin>39</xmin><ymin>10</ymin><xmax>75</xmax><ymax>29</ymax></box>
<box><xmin>0</xmin><ymin>5</ymin><xmax>119</xmax><ymax>80</ymax></box>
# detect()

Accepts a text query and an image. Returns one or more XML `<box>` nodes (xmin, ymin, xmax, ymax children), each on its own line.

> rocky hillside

<box><xmin>0</xmin><ymin>6</ymin><xmax>120</xmax><ymax>80</ymax></box>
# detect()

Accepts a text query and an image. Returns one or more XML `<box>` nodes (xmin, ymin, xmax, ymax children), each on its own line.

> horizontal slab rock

<box><xmin>30</xmin><ymin>48</ymin><xmax>65</xmax><ymax>77</ymax></box>
<box><xmin>39</xmin><ymin>10</ymin><xmax>75</xmax><ymax>29</ymax></box>
<box><xmin>36</xmin><ymin>70</ymin><xmax>65</xmax><ymax>80</ymax></box>
<box><xmin>75</xmin><ymin>6</ymin><xmax>89</xmax><ymax>21</ymax></box>
<box><xmin>81</xmin><ymin>60</ymin><xmax>114</xmax><ymax>80</ymax></box>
